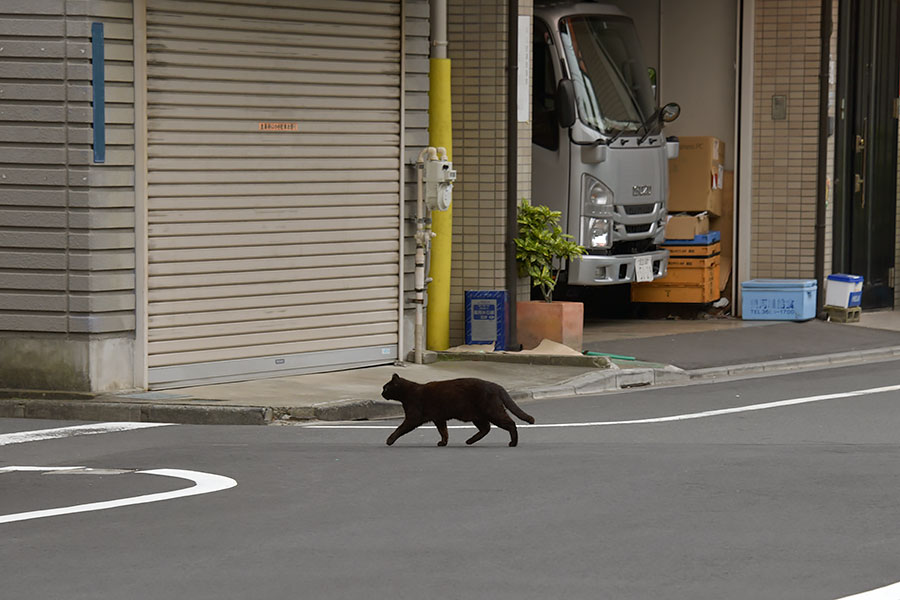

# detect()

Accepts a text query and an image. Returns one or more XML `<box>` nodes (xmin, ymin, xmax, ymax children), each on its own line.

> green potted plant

<box><xmin>514</xmin><ymin>199</ymin><xmax>587</xmax><ymax>351</ymax></box>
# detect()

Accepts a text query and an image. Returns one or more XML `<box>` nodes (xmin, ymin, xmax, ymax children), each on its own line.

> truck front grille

<box><xmin>625</xmin><ymin>224</ymin><xmax>652</xmax><ymax>234</ymax></box>
<box><xmin>623</xmin><ymin>203</ymin><xmax>656</xmax><ymax>215</ymax></box>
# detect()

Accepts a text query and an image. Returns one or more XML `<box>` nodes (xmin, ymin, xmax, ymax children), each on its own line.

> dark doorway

<box><xmin>834</xmin><ymin>0</ymin><xmax>900</xmax><ymax>308</ymax></box>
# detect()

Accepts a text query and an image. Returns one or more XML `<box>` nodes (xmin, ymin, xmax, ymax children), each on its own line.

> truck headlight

<box><xmin>583</xmin><ymin>175</ymin><xmax>614</xmax><ymax>217</ymax></box>
<box><xmin>585</xmin><ymin>217</ymin><xmax>612</xmax><ymax>249</ymax></box>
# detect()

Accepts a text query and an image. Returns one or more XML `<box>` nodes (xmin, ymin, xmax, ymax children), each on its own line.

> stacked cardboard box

<box><xmin>634</xmin><ymin>136</ymin><xmax>733</xmax><ymax>304</ymax></box>
<box><xmin>668</xmin><ymin>136</ymin><xmax>725</xmax><ymax>216</ymax></box>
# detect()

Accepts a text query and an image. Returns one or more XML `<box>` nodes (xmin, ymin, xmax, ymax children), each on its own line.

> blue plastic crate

<box><xmin>663</xmin><ymin>230</ymin><xmax>721</xmax><ymax>245</ymax></box>
<box><xmin>741</xmin><ymin>279</ymin><xmax>817</xmax><ymax>321</ymax></box>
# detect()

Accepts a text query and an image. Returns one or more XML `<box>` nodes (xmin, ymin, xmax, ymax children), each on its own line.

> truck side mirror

<box><xmin>556</xmin><ymin>79</ymin><xmax>577</xmax><ymax>128</ymax></box>
<box><xmin>660</xmin><ymin>102</ymin><xmax>681</xmax><ymax>123</ymax></box>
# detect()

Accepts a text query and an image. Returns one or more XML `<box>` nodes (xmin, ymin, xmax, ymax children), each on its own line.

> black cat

<box><xmin>381</xmin><ymin>373</ymin><xmax>536</xmax><ymax>447</ymax></box>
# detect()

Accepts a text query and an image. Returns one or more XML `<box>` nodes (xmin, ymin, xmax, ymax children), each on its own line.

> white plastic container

<box><xmin>825</xmin><ymin>274</ymin><xmax>863</xmax><ymax>308</ymax></box>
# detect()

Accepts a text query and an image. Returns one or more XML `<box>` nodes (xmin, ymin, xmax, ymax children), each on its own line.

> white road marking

<box><xmin>0</xmin><ymin>467</ymin><xmax>236</xmax><ymax>524</ymax></box>
<box><xmin>305</xmin><ymin>383</ymin><xmax>900</xmax><ymax>430</ymax></box>
<box><xmin>0</xmin><ymin>466</ymin><xmax>86</xmax><ymax>472</ymax></box>
<box><xmin>835</xmin><ymin>581</ymin><xmax>900</xmax><ymax>599</ymax></box>
<box><xmin>0</xmin><ymin>422</ymin><xmax>171</xmax><ymax>446</ymax></box>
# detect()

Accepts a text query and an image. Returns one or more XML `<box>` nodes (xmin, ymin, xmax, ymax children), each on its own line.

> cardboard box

<box><xmin>665</xmin><ymin>213</ymin><xmax>709</xmax><ymax>240</ymax></box>
<box><xmin>668</xmin><ymin>136</ymin><xmax>725</xmax><ymax>215</ymax></box>
<box><xmin>709</xmin><ymin>170</ymin><xmax>733</xmax><ymax>293</ymax></box>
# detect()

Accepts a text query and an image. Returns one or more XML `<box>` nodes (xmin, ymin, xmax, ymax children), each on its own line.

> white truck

<box><xmin>532</xmin><ymin>1</ymin><xmax>680</xmax><ymax>288</ymax></box>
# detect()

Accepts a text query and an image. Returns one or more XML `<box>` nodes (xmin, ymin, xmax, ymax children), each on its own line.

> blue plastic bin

<box><xmin>741</xmin><ymin>279</ymin><xmax>817</xmax><ymax>321</ymax></box>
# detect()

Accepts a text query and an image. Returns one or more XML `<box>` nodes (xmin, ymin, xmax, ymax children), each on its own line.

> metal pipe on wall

<box><xmin>431</xmin><ymin>0</ymin><xmax>448</xmax><ymax>59</ymax></box>
<box><xmin>426</xmin><ymin>0</ymin><xmax>453</xmax><ymax>350</ymax></box>
<box><xmin>506</xmin><ymin>0</ymin><xmax>520</xmax><ymax>349</ymax></box>
<box><xmin>814</xmin><ymin>0</ymin><xmax>833</xmax><ymax>317</ymax></box>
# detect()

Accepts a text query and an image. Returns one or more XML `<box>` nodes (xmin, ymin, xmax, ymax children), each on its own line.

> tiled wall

<box><xmin>751</xmin><ymin>0</ymin><xmax>822</xmax><ymax>279</ymax></box>
<box><xmin>447</xmin><ymin>0</ymin><xmax>532</xmax><ymax>346</ymax></box>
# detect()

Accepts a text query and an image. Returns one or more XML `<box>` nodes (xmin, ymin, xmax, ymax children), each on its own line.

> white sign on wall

<box><xmin>517</xmin><ymin>15</ymin><xmax>531</xmax><ymax>122</ymax></box>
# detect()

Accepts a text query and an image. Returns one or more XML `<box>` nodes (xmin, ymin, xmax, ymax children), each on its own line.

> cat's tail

<box><xmin>501</xmin><ymin>388</ymin><xmax>535</xmax><ymax>424</ymax></box>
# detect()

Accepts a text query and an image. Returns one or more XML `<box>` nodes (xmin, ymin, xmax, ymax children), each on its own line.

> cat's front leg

<box><xmin>434</xmin><ymin>420</ymin><xmax>449</xmax><ymax>446</ymax></box>
<box><xmin>386</xmin><ymin>419</ymin><xmax>418</xmax><ymax>446</ymax></box>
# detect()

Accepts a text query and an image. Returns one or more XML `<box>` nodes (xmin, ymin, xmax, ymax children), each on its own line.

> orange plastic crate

<box><xmin>631</xmin><ymin>255</ymin><xmax>720</xmax><ymax>303</ymax></box>
<box><xmin>662</xmin><ymin>241</ymin><xmax>721</xmax><ymax>258</ymax></box>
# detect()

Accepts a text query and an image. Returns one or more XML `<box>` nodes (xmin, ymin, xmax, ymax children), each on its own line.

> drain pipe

<box><xmin>814</xmin><ymin>0</ymin><xmax>833</xmax><ymax>317</ymax></box>
<box><xmin>414</xmin><ymin>148</ymin><xmax>436</xmax><ymax>364</ymax></box>
<box><xmin>505</xmin><ymin>0</ymin><xmax>519</xmax><ymax>349</ymax></box>
<box><xmin>426</xmin><ymin>0</ymin><xmax>453</xmax><ymax>350</ymax></box>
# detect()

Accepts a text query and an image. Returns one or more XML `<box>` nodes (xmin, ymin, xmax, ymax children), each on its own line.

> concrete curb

<box><xmin>511</xmin><ymin>365</ymin><xmax>689</xmax><ymax>402</ymax></box>
<box><xmin>687</xmin><ymin>345</ymin><xmax>900</xmax><ymax>381</ymax></box>
<box><xmin>0</xmin><ymin>397</ymin><xmax>273</xmax><ymax>426</ymax></box>
<box><xmin>4</xmin><ymin>346</ymin><xmax>899</xmax><ymax>426</ymax></box>
<box><xmin>437</xmin><ymin>351</ymin><xmax>613</xmax><ymax>368</ymax></box>
<box><xmin>303</xmin><ymin>399</ymin><xmax>403</xmax><ymax>422</ymax></box>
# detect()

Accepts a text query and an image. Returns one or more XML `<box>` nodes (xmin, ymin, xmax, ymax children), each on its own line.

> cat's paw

<box><xmin>437</xmin><ymin>440</ymin><xmax>447</xmax><ymax>447</ymax></box>
<box><xmin>386</xmin><ymin>438</ymin><xmax>395</xmax><ymax>446</ymax></box>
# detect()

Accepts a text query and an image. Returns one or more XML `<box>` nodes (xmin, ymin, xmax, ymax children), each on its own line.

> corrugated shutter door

<box><xmin>145</xmin><ymin>0</ymin><xmax>401</xmax><ymax>388</ymax></box>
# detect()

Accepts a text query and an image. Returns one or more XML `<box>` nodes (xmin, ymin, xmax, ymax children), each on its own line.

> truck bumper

<box><xmin>568</xmin><ymin>249</ymin><xmax>669</xmax><ymax>285</ymax></box>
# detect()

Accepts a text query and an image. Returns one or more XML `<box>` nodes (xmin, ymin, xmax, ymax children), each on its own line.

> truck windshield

<box><xmin>558</xmin><ymin>15</ymin><xmax>656</xmax><ymax>136</ymax></box>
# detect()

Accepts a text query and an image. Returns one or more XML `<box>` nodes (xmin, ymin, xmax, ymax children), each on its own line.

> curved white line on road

<box><xmin>835</xmin><ymin>581</ymin><xmax>900</xmax><ymax>599</ymax></box>
<box><xmin>305</xmin><ymin>383</ymin><xmax>900</xmax><ymax>430</ymax></box>
<box><xmin>0</xmin><ymin>422</ymin><xmax>171</xmax><ymax>446</ymax></box>
<box><xmin>0</xmin><ymin>468</ymin><xmax>236</xmax><ymax>524</ymax></box>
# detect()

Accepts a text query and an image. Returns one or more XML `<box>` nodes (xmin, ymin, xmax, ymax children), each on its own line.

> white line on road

<box><xmin>304</xmin><ymin>383</ymin><xmax>900</xmax><ymax>430</ymax></box>
<box><xmin>0</xmin><ymin>422</ymin><xmax>171</xmax><ymax>446</ymax></box>
<box><xmin>835</xmin><ymin>581</ymin><xmax>900</xmax><ymax>599</ymax></box>
<box><xmin>309</xmin><ymin>384</ymin><xmax>900</xmax><ymax>599</ymax></box>
<box><xmin>0</xmin><ymin>467</ymin><xmax>237</xmax><ymax>524</ymax></box>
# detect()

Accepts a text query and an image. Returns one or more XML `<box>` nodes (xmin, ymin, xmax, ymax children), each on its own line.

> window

<box><xmin>532</xmin><ymin>19</ymin><xmax>559</xmax><ymax>151</ymax></box>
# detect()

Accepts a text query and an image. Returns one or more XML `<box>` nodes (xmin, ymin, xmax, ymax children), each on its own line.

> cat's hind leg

<box><xmin>465</xmin><ymin>419</ymin><xmax>491</xmax><ymax>445</ymax></box>
<box><xmin>386</xmin><ymin>419</ymin><xmax>418</xmax><ymax>446</ymax></box>
<box><xmin>434</xmin><ymin>420</ymin><xmax>449</xmax><ymax>446</ymax></box>
<box><xmin>492</xmin><ymin>416</ymin><xmax>519</xmax><ymax>447</ymax></box>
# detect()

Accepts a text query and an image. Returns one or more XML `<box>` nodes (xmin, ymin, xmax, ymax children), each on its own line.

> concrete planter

<box><xmin>516</xmin><ymin>300</ymin><xmax>584</xmax><ymax>352</ymax></box>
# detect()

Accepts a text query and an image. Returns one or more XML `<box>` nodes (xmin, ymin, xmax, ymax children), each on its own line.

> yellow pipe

<box><xmin>426</xmin><ymin>58</ymin><xmax>452</xmax><ymax>350</ymax></box>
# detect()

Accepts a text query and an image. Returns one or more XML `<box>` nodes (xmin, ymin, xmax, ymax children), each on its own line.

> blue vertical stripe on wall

<box><xmin>91</xmin><ymin>22</ymin><xmax>106</xmax><ymax>164</ymax></box>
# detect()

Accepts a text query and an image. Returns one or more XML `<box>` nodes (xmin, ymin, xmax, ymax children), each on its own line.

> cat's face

<box><xmin>381</xmin><ymin>373</ymin><xmax>404</xmax><ymax>401</ymax></box>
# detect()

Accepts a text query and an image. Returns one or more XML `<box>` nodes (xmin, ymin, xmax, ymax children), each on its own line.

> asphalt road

<box><xmin>4</xmin><ymin>361</ymin><xmax>900</xmax><ymax>600</ymax></box>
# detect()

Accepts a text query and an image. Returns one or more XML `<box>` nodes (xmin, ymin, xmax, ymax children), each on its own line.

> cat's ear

<box><xmin>391</xmin><ymin>373</ymin><xmax>400</xmax><ymax>381</ymax></box>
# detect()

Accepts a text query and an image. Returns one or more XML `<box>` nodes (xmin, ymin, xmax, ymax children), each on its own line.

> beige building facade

<box><xmin>0</xmin><ymin>0</ymin><xmax>897</xmax><ymax>393</ymax></box>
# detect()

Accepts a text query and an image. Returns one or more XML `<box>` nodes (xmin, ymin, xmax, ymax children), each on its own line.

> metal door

<box><xmin>144</xmin><ymin>0</ymin><xmax>402</xmax><ymax>387</ymax></box>
<box><xmin>834</xmin><ymin>0</ymin><xmax>900</xmax><ymax>308</ymax></box>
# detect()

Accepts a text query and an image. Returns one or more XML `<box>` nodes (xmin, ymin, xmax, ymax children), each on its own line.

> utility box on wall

<box><xmin>464</xmin><ymin>291</ymin><xmax>508</xmax><ymax>350</ymax></box>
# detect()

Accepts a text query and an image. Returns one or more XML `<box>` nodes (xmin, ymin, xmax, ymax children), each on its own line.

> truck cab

<box><xmin>532</xmin><ymin>1</ymin><xmax>680</xmax><ymax>286</ymax></box>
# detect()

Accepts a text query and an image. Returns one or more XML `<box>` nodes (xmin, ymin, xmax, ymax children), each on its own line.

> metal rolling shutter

<box><xmin>145</xmin><ymin>0</ymin><xmax>401</xmax><ymax>388</ymax></box>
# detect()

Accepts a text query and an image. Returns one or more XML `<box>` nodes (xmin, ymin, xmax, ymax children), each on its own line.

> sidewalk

<box><xmin>4</xmin><ymin>311</ymin><xmax>900</xmax><ymax>426</ymax></box>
